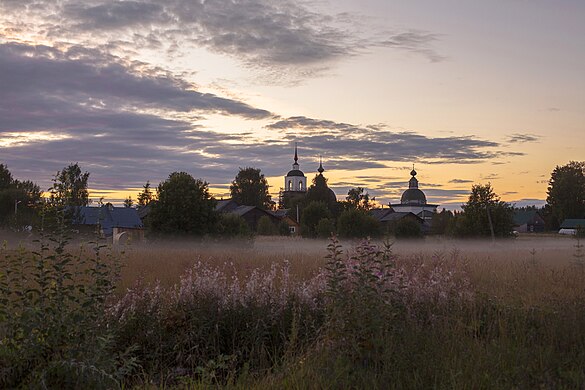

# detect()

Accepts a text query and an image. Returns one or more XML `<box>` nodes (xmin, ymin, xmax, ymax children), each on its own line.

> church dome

<box><xmin>401</xmin><ymin>188</ymin><xmax>427</xmax><ymax>205</ymax></box>
<box><xmin>287</xmin><ymin>169</ymin><xmax>305</xmax><ymax>177</ymax></box>
<box><xmin>400</xmin><ymin>164</ymin><xmax>427</xmax><ymax>205</ymax></box>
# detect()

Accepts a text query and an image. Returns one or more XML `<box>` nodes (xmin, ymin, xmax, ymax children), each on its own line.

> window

<box><xmin>289</xmin><ymin>226</ymin><xmax>296</xmax><ymax>233</ymax></box>
<box><xmin>288</xmin><ymin>180</ymin><xmax>292</xmax><ymax>190</ymax></box>
<box><xmin>299</xmin><ymin>181</ymin><xmax>303</xmax><ymax>191</ymax></box>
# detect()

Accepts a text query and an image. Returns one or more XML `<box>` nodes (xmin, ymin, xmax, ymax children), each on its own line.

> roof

<box><xmin>370</xmin><ymin>208</ymin><xmax>394</xmax><ymax>221</ymax></box>
<box><xmin>270</xmin><ymin>209</ymin><xmax>289</xmax><ymax>218</ymax></box>
<box><xmin>229</xmin><ymin>205</ymin><xmax>256</xmax><ymax>217</ymax></box>
<box><xmin>216</xmin><ymin>199</ymin><xmax>240</xmax><ymax>213</ymax></box>
<box><xmin>560</xmin><ymin>219</ymin><xmax>585</xmax><ymax>229</ymax></box>
<box><xmin>380</xmin><ymin>211</ymin><xmax>423</xmax><ymax>223</ymax></box>
<box><xmin>286</xmin><ymin>169</ymin><xmax>305</xmax><ymax>177</ymax></box>
<box><xmin>73</xmin><ymin>206</ymin><xmax>143</xmax><ymax>236</ymax></box>
<box><xmin>369</xmin><ymin>209</ymin><xmax>424</xmax><ymax>223</ymax></box>
<box><xmin>401</xmin><ymin>188</ymin><xmax>427</xmax><ymax>205</ymax></box>
<box><xmin>513</xmin><ymin>209</ymin><xmax>543</xmax><ymax>225</ymax></box>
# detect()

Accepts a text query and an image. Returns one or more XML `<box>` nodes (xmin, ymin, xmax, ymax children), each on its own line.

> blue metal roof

<box><xmin>73</xmin><ymin>206</ymin><xmax>143</xmax><ymax>236</ymax></box>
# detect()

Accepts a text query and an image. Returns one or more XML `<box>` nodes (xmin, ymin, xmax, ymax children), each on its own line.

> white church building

<box><xmin>391</xmin><ymin>167</ymin><xmax>438</xmax><ymax>221</ymax></box>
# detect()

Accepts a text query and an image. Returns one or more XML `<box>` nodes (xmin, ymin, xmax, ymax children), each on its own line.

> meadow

<box><xmin>2</xmin><ymin>232</ymin><xmax>585</xmax><ymax>389</ymax></box>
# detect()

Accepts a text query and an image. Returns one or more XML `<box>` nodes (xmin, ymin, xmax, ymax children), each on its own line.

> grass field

<box><xmin>2</xmin><ymin>232</ymin><xmax>585</xmax><ymax>388</ymax></box>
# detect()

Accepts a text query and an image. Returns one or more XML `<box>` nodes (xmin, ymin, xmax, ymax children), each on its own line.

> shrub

<box><xmin>257</xmin><ymin>215</ymin><xmax>278</xmax><ymax>235</ymax></box>
<box><xmin>394</xmin><ymin>218</ymin><xmax>423</xmax><ymax>238</ymax></box>
<box><xmin>316</xmin><ymin>218</ymin><xmax>335</xmax><ymax>238</ymax></box>
<box><xmin>215</xmin><ymin>213</ymin><xmax>251</xmax><ymax>238</ymax></box>
<box><xmin>337</xmin><ymin>209</ymin><xmax>381</xmax><ymax>238</ymax></box>
<box><xmin>0</xmin><ymin>206</ymin><xmax>136</xmax><ymax>388</ymax></box>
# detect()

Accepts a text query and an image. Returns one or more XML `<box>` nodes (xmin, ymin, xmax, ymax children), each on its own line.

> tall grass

<box><xmin>2</xmin><ymin>234</ymin><xmax>585</xmax><ymax>388</ymax></box>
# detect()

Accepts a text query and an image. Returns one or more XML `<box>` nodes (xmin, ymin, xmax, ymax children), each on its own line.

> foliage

<box><xmin>215</xmin><ymin>213</ymin><xmax>251</xmax><ymax>238</ymax></box>
<box><xmin>0</xmin><ymin>204</ymin><xmax>135</xmax><ymax>388</ymax></box>
<box><xmin>109</xmin><ymin>261</ymin><xmax>324</xmax><ymax>386</ymax></box>
<box><xmin>337</xmin><ymin>208</ymin><xmax>381</xmax><ymax>238</ymax></box>
<box><xmin>316</xmin><ymin>218</ymin><xmax>335</xmax><ymax>238</ymax></box>
<box><xmin>394</xmin><ymin>217</ymin><xmax>423</xmax><ymax>238</ymax></box>
<box><xmin>256</xmin><ymin>215</ymin><xmax>278</xmax><ymax>235</ymax></box>
<box><xmin>0</xmin><ymin>164</ymin><xmax>42</xmax><ymax>229</ymax></box>
<box><xmin>453</xmin><ymin>183</ymin><xmax>515</xmax><ymax>237</ymax></box>
<box><xmin>278</xmin><ymin>219</ymin><xmax>291</xmax><ymax>236</ymax></box>
<box><xmin>546</xmin><ymin>161</ymin><xmax>585</xmax><ymax>227</ymax></box>
<box><xmin>0</xmin><ymin>164</ymin><xmax>13</xmax><ymax>190</ymax></box>
<box><xmin>148</xmin><ymin>172</ymin><xmax>218</xmax><ymax>236</ymax></box>
<box><xmin>342</xmin><ymin>187</ymin><xmax>375</xmax><ymax>211</ymax></box>
<box><xmin>301</xmin><ymin>201</ymin><xmax>331</xmax><ymax>238</ymax></box>
<box><xmin>137</xmin><ymin>181</ymin><xmax>154</xmax><ymax>207</ymax></box>
<box><xmin>230</xmin><ymin>167</ymin><xmax>273</xmax><ymax>210</ymax></box>
<box><xmin>123</xmin><ymin>196</ymin><xmax>133</xmax><ymax>208</ymax></box>
<box><xmin>51</xmin><ymin>163</ymin><xmax>90</xmax><ymax>207</ymax></box>
<box><xmin>305</xmin><ymin>174</ymin><xmax>338</xmax><ymax>215</ymax></box>
<box><xmin>430</xmin><ymin>209</ymin><xmax>453</xmax><ymax>235</ymax></box>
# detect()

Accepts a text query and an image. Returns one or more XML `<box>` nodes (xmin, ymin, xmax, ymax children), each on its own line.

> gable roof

<box><xmin>370</xmin><ymin>208</ymin><xmax>394</xmax><ymax>221</ymax></box>
<box><xmin>73</xmin><ymin>206</ymin><xmax>143</xmax><ymax>236</ymax></box>
<box><xmin>380</xmin><ymin>211</ymin><xmax>424</xmax><ymax>223</ymax></box>
<box><xmin>560</xmin><ymin>219</ymin><xmax>585</xmax><ymax>229</ymax></box>
<box><xmin>513</xmin><ymin>209</ymin><xmax>544</xmax><ymax>225</ymax></box>
<box><xmin>216</xmin><ymin>199</ymin><xmax>241</xmax><ymax>213</ymax></box>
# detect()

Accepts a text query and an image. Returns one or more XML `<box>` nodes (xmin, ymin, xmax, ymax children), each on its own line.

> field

<box><xmin>2</xmin><ymin>232</ymin><xmax>585</xmax><ymax>388</ymax></box>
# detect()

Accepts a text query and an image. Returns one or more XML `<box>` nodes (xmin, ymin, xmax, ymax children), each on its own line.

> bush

<box><xmin>301</xmin><ymin>201</ymin><xmax>331</xmax><ymax>238</ymax></box>
<box><xmin>215</xmin><ymin>213</ymin><xmax>250</xmax><ymax>238</ymax></box>
<box><xmin>394</xmin><ymin>218</ymin><xmax>423</xmax><ymax>238</ymax></box>
<box><xmin>337</xmin><ymin>209</ymin><xmax>381</xmax><ymax>238</ymax></box>
<box><xmin>316</xmin><ymin>218</ymin><xmax>335</xmax><ymax>238</ymax></box>
<box><xmin>257</xmin><ymin>215</ymin><xmax>278</xmax><ymax>236</ymax></box>
<box><xmin>0</xmin><ymin>206</ymin><xmax>136</xmax><ymax>388</ymax></box>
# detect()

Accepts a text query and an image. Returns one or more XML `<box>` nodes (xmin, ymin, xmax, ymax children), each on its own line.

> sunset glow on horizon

<box><xmin>1</xmin><ymin>0</ymin><xmax>583</xmax><ymax>210</ymax></box>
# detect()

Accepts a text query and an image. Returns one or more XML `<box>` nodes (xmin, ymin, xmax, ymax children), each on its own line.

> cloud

<box><xmin>506</xmin><ymin>133</ymin><xmax>540</xmax><ymax>143</ymax></box>
<box><xmin>266</xmin><ymin>116</ymin><xmax>511</xmax><ymax>166</ymax></box>
<box><xmin>0</xmin><ymin>0</ymin><xmax>444</xmax><ymax>79</ymax></box>
<box><xmin>449</xmin><ymin>179</ymin><xmax>474</xmax><ymax>184</ymax></box>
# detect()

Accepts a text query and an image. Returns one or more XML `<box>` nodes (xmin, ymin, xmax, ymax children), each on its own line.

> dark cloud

<box><xmin>0</xmin><ymin>0</ymin><xmax>443</xmax><ymax>78</ymax></box>
<box><xmin>506</xmin><ymin>133</ymin><xmax>540</xmax><ymax>143</ymax></box>
<box><xmin>0</xmin><ymin>43</ymin><xmax>271</xmax><ymax>122</ymax></box>
<box><xmin>266</xmin><ymin>116</ymin><xmax>510</xmax><ymax>166</ymax></box>
<box><xmin>449</xmin><ymin>179</ymin><xmax>473</xmax><ymax>184</ymax></box>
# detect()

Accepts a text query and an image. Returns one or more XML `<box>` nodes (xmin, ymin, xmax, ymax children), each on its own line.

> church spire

<box><xmin>409</xmin><ymin>164</ymin><xmax>418</xmax><ymax>189</ymax></box>
<box><xmin>292</xmin><ymin>143</ymin><xmax>300</xmax><ymax>170</ymax></box>
<box><xmin>318</xmin><ymin>155</ymin><xmax>324</xmax><ymax>174</ymax></box>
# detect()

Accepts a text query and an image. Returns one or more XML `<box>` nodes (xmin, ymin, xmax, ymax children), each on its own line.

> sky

<box><xmin>0</xmin><ymin>0</ymin><xmax>583</xmax><ymax>209</ymax></box>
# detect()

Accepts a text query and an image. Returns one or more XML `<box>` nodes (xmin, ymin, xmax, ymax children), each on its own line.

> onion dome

<box><xmin>401</xmin><ymin>165</ymin><xmax>427</xmax><ymax>205</ymax></box>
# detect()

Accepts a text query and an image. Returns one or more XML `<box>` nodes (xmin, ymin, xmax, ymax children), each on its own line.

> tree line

<box><xmin>1</xmin><ymin>161</ymin><xmax>583</xmax><ymax>238</ymax></box>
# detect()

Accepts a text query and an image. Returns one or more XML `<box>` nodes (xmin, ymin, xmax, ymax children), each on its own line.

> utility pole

<box><xmin>486</xmin><ymin>202</ymin><xmax>495</xmax><ymax>243</ymax></box>
<box><xmin>14</xmin><ymin>199</ymin><xmax>21</xmax><ymax>226</ymax></box>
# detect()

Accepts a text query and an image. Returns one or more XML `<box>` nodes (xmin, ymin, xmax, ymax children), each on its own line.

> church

<box><xmin>390</xmin><ymin>167</ymin><xmax>438</xmax><ymax>221</ymax></box>
<box><xmin>279</xmin><ymin>145</ymin><xmax>336</xmax><ymax>210</ymax></box>
<box><xmin>278</xmin><ymin>145</ymin><xmax>438</xmax><ymax>224</ymax></box>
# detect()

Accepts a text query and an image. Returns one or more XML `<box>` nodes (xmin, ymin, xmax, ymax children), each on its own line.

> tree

<box><xmin>51</xmin><ymin>163</ymin><xmax>90</xmax><ymax>206</ymax></box>
<box><xmin>305</xmin><ymin>174</ymin><xmax>338</xmax><ymax>215</ymax></box>
<box><xmin>0</xmin><ymin>164</ymin><xmax>13</xmax><ymax>190</ymax></box>
<box><xmin>230</xmin><ymin>167</ymin><xmax>273</xmax><ymax>209</ymax></box>
<box><xmin>301</xmin><ymin>201</ymin><xmax>331</xmax><ymax>238</ymax></box>
<box><xmin>454</xmin><ymin>183</ymin><xmax>514</xmax><ymax>238</ymax></box>
<box><xmin>215</xmin><ymin>213</ymin><xmax>250</xmax><ymax>238</ymax></box>
<box><xmin>148</xmin><ymin>172</ymin><xmax>217</xmax><ymax>235</ymax></box>
<box><xmin>123</xmin><ymin>196</ymin><xmax>134</xmax><ymax>208</ymax></box>
<box><xmin>316</xmin><ymin>218</ymin><xmax>335</xmax><ymax>238</ymax></box>
<box><xmin>0</xmin><ymin>165</ymin><xmax>42</xmax><ymax>228</ymax></box>
<box><xmin>430</xmin><ymin>209</ymin><xmax>454</xmax><ymax>235</ymax></box>
<box><xmin>257</xmin><ymin>215</ymin><xmax>278</xmax><ymax>235</ymax></box>
<box><xmin>337</xmin><ymin>209</ymin><xmax>382</xmax><ymax>238</ymax></box>
<box><xmin>395</xmin><ymin>218</ymin><xmax>423</xmax><ymax>238</ymax></box>
<box><xmin>343</xmin><ymin>187</ymin><xmax>375</xmax><ymax>211</ymax></box>
<box><xmin>546</xmin><ymin>161</ymin><xmax>585</xmax><ymax>227</ymax></box>
<box><xmin>137</xmin><ymin>181</ymin><xmax>154</xmax><ymax>207</ymax></box>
